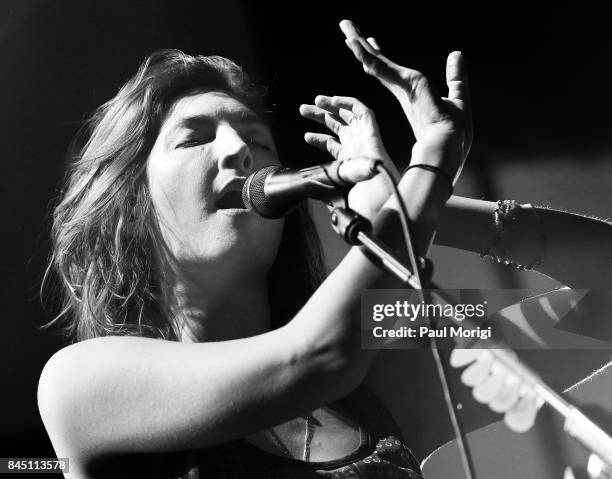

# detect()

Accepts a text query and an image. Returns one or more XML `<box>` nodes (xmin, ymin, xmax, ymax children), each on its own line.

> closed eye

<box><xmin>176</xmin><ymin>138</ymin><xmax>210</xmax><ymax>148</ymax></box>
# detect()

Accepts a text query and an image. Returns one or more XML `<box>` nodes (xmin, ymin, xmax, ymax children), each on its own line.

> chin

<box><xmin>194</xmin><ymin>228</ymin><xmax>281</xmax><ymax>273</ymax></box>
<box><xmin>161</xmin><ymin>213</ymin><xmax>283</xmax><ymax>274</ymax></box>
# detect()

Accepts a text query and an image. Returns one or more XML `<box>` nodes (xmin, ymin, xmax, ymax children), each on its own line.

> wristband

<box><xmin>403</xmin><ymin>164</ymin><xmax>454</xmax><ymax>198</ymax></box>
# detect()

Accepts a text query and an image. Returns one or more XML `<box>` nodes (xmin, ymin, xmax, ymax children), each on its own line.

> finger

<box><xmin>335</xmin><ymin>108</ymin><xmax>353</xmax><ymax>125</ymax></box>
<box><xmin>350</xmin><ymin>36</ymin><xmax>419</xmax><ymax>83</ymax></box>
<box><xmin>299</xmin><ymin>103</ymin><xmax>325</xmax><ymax>123</ymax></box>
<box><xmin>315</xmin><ymin>95</ymin><xmax>352</xmax><ymax>128</ymax></box>
<box><xmin>338</xmin><ymin>21</ymin><xmax>382</xmax><ymax>58</ymax></box>
<box><xmin>328</xmin><ymin>96</ymin><xmax>370</xmax><ymax>116</ymax></box>
<box><xmin>299</xmin><ymin>103</ymin><xmax>345</xmax><ymax>135</ymax></box>
<box><xmin>446</xmin><ymin>51</ymin><xmax>470</xmax><ymax>106</ymax></box>
<box><xmin>339</xmin><ymin>19</ymin><xmax>363</xmax><ymax>40</ymax></box>
<box><xmin>587</xmin><ymin>453</ymin><xmax>608</xmax><ymax>479</ymax></box>
<box><xmin>472</xmin><ymin>367</ymin><xmax>505</xmax><ymax>403</ymax></box>
<box><xmin>461</xmin><ymin>352</ymin><xmax>493</xmax><ymax>386</ymax></box>
<box><xmin>450</xmin><ymin>348</ymin><xmax>487</xmax><ymax>368</ymax></box>
<box><xmin>313</xmin><ymin>95</ymin><xmax>341</xmax><ymax>116</ymax></box>
<box><xmin>367</xmin><ymin>37</ymin><xmax>381</xmax><ymax>52</ymax></box>
<box><xmin>489</xmin><ymin>374</ymin><xmax>521</xmax><ymax>413</ymax></box>
<box><xmin>304</xmin><ymin>132</ymin><xmax>341</xmax><ymax>160</ymax></box>
<box><xmin>504</xmin><ymin>390</ymin><xmax>539</xmax><ymax>433</ymax></box>
<box><xmin>345</xmin><ymin>37</ymin><xmax>438</xmax><ymax>111</ymax></box>
<box><xmin>344</xmin><ymin>37</ymin><xmax>404</xmax><ymax>84</ymax></box>
<box><xmin>314</xmin><ymin>96</ymin><xmax>358</xmax><ymax>131</ymax></box>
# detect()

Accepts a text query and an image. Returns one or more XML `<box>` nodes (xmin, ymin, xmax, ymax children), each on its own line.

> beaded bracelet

<box><xmin>480</xmin><ymin>200</ymin><xmax>546</xmax><ymax>271</ymax></box>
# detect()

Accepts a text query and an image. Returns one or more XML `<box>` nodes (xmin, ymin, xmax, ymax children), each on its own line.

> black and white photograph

<box><xmin>3</xmin><ymin>2</ymin><xmax>612</xmax><ymax>478</ymax></box>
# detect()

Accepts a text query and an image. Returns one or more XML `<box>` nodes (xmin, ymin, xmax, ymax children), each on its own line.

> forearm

<box><xmin>292</xmin><ymin>168</ymin><xmax>451</xmax><ymax>381</ymax></box>
<box><xmin>435</xmin><ymin>196</ymin><xmax>612</xmax><ymax>288</ymax></box>
<box><xmin>434</xmin><ymin>196</ymin><xmax>496</xmax><ymax>252</ymax></box>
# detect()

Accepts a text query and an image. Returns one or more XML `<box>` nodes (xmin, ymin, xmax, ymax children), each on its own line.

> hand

<box><xmin>299</xmin><ymin>95</ymin><xmax>398</xmax><ymax>220</ymax></box>
<box><xmin>450</xmin><ymin>348</ymin><xmax>544</xmax><ymax>433</ymax></box>
<box><xmin>339</xmin><ymin>20</ymin><xmax>472</xmax><ymax>180</ymax></box>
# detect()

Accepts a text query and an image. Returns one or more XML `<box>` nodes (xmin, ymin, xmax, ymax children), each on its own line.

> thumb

<box><xmin>446</xmin><ymin>51</ymin><xmax>470</xmax><ymax>107</ymax></box>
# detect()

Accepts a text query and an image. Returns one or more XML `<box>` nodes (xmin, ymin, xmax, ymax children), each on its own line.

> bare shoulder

<box><xmin>36</xmin><ymin>326</ymin><xmax>338</xmax><ymax>468</ymax></box>
<box><xmin>39</xmin><ymin>336</ymin><xmax>194</xmax><ymax>386</ymax></box>
<box><xmin>36</xmin><ymin>336</ymin><xmax>190</xmax><ymax>464</ymax></box>
<box><xmin>37</xmin><ymin>336</ymin><xmax>178</xmax><ymax>410</ymax></box>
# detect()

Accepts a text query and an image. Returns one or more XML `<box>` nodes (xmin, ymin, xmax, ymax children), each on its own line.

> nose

<box><xmin>216</xmin><ymin>125</ymin><xmax>253</xmax><ymax>175</ymax></box>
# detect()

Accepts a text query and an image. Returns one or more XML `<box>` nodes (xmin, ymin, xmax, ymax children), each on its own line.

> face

<box><xmin>146</xmin><ymin>91</ymin><xmax>284</xmax><ymax>276</ymax></box>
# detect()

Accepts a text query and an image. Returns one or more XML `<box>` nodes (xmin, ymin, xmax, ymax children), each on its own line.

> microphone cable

<box><xmin>373</xmin><ymin>162</ymin><xmax>477</xmax><ymax>479</ymax></box>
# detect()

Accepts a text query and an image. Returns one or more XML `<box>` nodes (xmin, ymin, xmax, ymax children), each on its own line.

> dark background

<box><xmin>2</xmin><ymin>0</ymin><xmax>612</xmax><ymax>476</ymax></box>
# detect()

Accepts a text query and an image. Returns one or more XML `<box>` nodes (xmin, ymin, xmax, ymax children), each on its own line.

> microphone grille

<box><xmin>242</xmin><ymin>165</ymin><xmax>283</xmax><ymax>218</ymax></box>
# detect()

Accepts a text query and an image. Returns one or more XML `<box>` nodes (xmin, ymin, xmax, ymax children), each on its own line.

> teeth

<box><xmin>216</xmin><ymin>190</ymin><xmax>246</xmax><ymax>209</ymax></box>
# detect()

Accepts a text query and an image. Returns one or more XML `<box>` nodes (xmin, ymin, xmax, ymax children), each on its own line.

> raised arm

<box><xmin>313</xmin><ymin>20</ymin><xmax>612</xmax><ymax>453</ymax></box>
<box><xmin>300</xmin><ymin>21</ymin><xmax>471</xmax><ymax>256</ymax></box>
<box><xmin>337</xmin><ymin>20</ymin><xmax>612</xmax><ymax>289</ymax></box>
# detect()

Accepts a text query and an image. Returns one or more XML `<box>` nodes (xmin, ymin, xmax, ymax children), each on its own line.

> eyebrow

<box><xmin>177</xmin><ymin>110</ymin><xmax>267</xmax><ymax>131</ymax></box>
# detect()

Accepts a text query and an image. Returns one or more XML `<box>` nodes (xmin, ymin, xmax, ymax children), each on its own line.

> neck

<box><xmin>158</xmin><ymin>260</ymin><xmax>272</xmax><ymax>343</ymax></box>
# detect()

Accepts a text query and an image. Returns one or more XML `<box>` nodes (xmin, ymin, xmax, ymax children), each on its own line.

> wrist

<box><xmin>411</xmin><ymin>132</ymin><xmax>465</xmax><ymax>182</ymax></box>
<box><xmin>402</xmin><ymin>164</ymin><xmax>453</xmax><ymax>199</ymax></box>
<box><xmin>376</xmin><ymin>166</ymin><xmax>450</xmax><ymax>257</ymax></box>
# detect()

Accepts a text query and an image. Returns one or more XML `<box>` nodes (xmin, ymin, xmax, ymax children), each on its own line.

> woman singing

<box><xmin>38</xmin><ymin>20</ymin><xmax>611</xmax><ymax>478</ymax></box>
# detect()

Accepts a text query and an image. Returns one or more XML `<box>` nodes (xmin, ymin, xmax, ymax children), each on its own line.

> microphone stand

<box><xmin>325</xmin><ymin>203</ymin><xmax>612</xmax><ymax>474</ymax></box>
<box><xmin>328</xmin><ymin>204</ymin><xmax>477</xmax><ymax>479</ymax></box>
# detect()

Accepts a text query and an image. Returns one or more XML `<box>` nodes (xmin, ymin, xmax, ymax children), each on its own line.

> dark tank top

<box><xmin>177</xmin><ymin>384</ymin><xmax>423</xmax><ymax>478</ymax></box>
<box><xmin>83</xmin><ymin>385</ymin><xmax>422</xmax><ymax>478</ymax></box>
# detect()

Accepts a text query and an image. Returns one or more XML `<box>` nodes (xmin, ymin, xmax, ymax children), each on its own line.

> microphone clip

<box><xmin>329</xmin><ymin>206</ymin><xmax>372</xmax><ymax>245</ymax></box>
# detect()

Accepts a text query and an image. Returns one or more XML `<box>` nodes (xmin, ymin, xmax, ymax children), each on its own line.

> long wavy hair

<box><xmin>44</xmin><ymin>49</ymin><xmax>326</xmax><ymax>342</ymax></box>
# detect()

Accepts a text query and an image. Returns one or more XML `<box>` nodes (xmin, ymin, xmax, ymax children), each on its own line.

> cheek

<box><xmin>147</xmin><ymin>151</ymin><xmax>215</xmax><ymax>222</ymax></box>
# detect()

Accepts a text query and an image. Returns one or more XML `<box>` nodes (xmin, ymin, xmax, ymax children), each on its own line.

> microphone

<box><xmin>241</xmin><ymin>158</ymin><xmax>381</xmax><ymax>218</ymax></box>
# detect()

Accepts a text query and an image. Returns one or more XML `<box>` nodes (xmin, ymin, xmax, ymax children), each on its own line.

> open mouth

<box><xmin>215</xmin><ymin>190</ymin><xmax>246</xmax><ymax>210</ymax></box>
